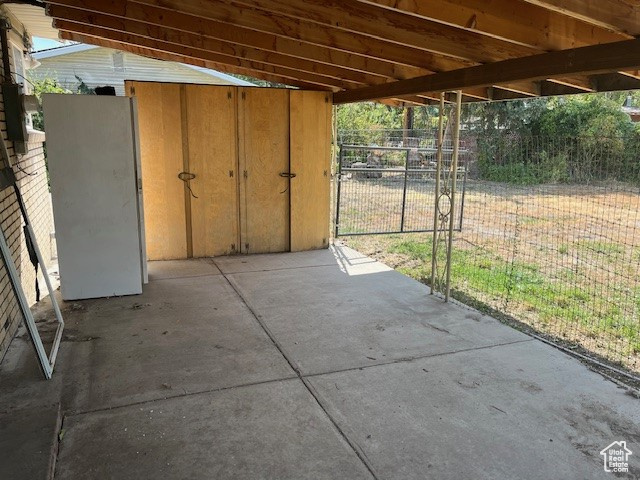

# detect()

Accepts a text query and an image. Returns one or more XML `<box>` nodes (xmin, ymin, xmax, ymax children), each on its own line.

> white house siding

<box><xmin>31</xmin><ymin>46</ymin><xmax>245</xmax><ymax>95</ymax></box>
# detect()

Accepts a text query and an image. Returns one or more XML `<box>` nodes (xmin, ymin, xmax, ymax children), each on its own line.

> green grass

<box><xmin>576</xmin><ymin>240</ymin><xmax>624</xmax><ymax>255</ymax></box>
<box><xmin>387</xmin><ymin>237</ymin><xmax>640</xmax><ymax>356</ymax></box>
<box><xmin>520</xmin><ymin>215</ymin><xmax>545</xmax><ymax>225</ymax></box>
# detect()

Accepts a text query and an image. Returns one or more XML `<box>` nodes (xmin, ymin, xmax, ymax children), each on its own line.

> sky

<box><xmin>32</xmin><ymin>36</ymin><xmax>66</xmax><ymax>52</ymax></box>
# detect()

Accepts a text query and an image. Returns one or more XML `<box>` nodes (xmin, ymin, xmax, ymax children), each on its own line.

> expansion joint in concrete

<box><xmin>216</xmin><ymin>264</ymin><xmax>380</xmax><ymax>480</ymax></box>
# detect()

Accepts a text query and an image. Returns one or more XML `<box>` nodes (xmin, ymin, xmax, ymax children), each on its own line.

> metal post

<box><xmin>458</xmin><ymin>162</ymin><xmax>468</xmax><ymax>231</ymax></box>
<box><xmin>431</xmin><ymin>93</ymin><xmax>445</xmax><ymax>293</ymax></box>
<box><xmin>330</xmin><ymin>104</ymin><xmax>338</xmax><ymax>242</ymax></box>
<box><xmin>334</xmin><ymin>145</ymin><xmax>344</xmax><ymax>238</ymax></box>
<box><xmin>445</xmin><ymin>91</ymin><xmax>462</xmax><ymax>301</ymax></box>
<box><xmin>400</xmin><ymin>148</ymin><xmax>410</xmax><ymax>232</ymax></box>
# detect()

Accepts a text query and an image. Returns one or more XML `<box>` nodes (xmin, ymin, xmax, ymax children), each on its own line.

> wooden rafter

<box><xmin>48</xmin><ymin>0</ymin><xmax>426</xmax><ymax>81</ymax></box>
<box><xmin>48</xmin><ymin>0</ymin><xmax>474</xmax><ymax>72</ymax></box>
<box><xmin>220</xmin><ymin>0</ymin><xmax>603</xmax><ymax>91</ymax></box>
<box><xmin>58</xmin><ymin>31</ymin><xmax>329</xmax><ymax>91</ymax></box>
<box><xmin>521</xmin><ymin>0</ymin><xmax>640</xmax><ymax>35</ymax></box>
<box><xmin>358</xmin><ymin>0</ymin><xmax>629</xmax><ymax>50</ymax></box>
<box><xmin>50</xmin><ymin>15</ymin><xmax>494</xmax><ymax>101</ymax></box>
<box><xmin>225</xmin><ymin>0</ymin><xmax>536</xmax><ymax>62</ymax></box>
<box><xmin>41</xmin><ymin>0</ymin><xmax>640</xmax><ymax>103</ymax></box>
<box><xmin>45</xmin><ymin>0</ymin><xmax>591</xmax><ymax>101</ymax></box>
<box><xmin>55</xmin><ymin>23</ymin><xmax>359</xmax><ymax>91</ymax></box>
<box><xmin>59</xmin><ymin>30</ymin><xmax>436</xmax><ymax>106</ymax></box>
<box><xmin>361</xmin><ymin>0</ymin><xmax>639</xmax><ymax>84</ymax></box>
<box><xmin>334</xmin><ymin>38</ymin><xmax>640</xmax><ymax>104</ymax></box>
<box><xmin>50</xmin><ymin>14</ymin><xmax>379</xmax><ymax>86</ymax></box>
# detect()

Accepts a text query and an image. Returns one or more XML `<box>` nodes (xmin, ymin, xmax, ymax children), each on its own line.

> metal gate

<box><xmin>334</xmin><ymin>143</ymin><xmax>467</xmax><ymax>236</ymax></box>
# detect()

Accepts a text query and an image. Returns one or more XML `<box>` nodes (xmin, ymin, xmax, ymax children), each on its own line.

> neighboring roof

<box><xmin>9</xmin><ymin>1</ymin><xmax>640</xmax><ymax>105</ymax></box>
<box><xmin>181</xmin><ymin>64</ymin><xmax>254</xmax><ymax>87</ymax></box>
<box><xmin>33</xmin><ymin>42</ymin><xmax>255</xmax><ymax>86</ymax></box>
<box><xmin>33</xmin><ymin>42</ymin><xmax>97</xmax><ymax>59</ymax></box>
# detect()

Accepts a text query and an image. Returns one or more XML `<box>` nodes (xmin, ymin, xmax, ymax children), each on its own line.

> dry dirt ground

<box><xmin>338</xmin><ymin>178</ymin><xmax>640</xmax><ymax>374</ymax></box>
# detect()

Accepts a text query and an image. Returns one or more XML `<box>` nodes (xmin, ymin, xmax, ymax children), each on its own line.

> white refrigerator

<box><xmin>43</xmin><ymin>94</ymin><xmax>147</xmax><ymax>300</ymax></box>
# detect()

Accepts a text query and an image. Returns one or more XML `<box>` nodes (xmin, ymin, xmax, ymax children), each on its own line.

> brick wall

<box><xmin>0</xmin><ymin>13</ymin><xmax>55</xmax><ymax>362</ymax></box>
<box><xmin>0</xmin><ymin>136</ymin><xmax>54</xmax><ymax>361</ymax></box>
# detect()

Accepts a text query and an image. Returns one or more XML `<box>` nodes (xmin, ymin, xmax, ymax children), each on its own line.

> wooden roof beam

<box><xmin>48</xmin><ymin>8</ymin><xmax>392</xmax><ymax>86</ymax></box>
<box><xmin>58</xmin><ymin>30</ymin><xmax>430</xmax><ymax>106</ymax></box>
<box><xmin>48</xmin><ymin>0</ymin><xmax>474</xmax><ymax>73</ymax></box>
<box><xmin>46</xmin><ymin>0</ymin><xmax>426</xmax><ymax>81</ymax></box>
<box><xmin>361</xmin><ymin>0</ymin><xmax>640</xmax><ymax>87</ymax></box>
<box><xmin>58</xmin><ymin>31</ymin><xmax>331</xmax><ymax>91</ymax></box>
<box><xmin>357</xmin><ymin>0</ymin><xmax>628</xmax><ymax>51</ymax></box>
<box><xmin>46</xmin><ymin>0</ymin><xmax>591</xmax><ymax>98</ymax></box>
<box><xmin>589</xmin><ymin>73</ymin><xmax>640</xmax><ymax>92</ymax></box>
<box><xmin>225</xmin><ymin>0</ymin><xmax>536</xmax><ymax>63</ymax></box>
<box><xmin>224</xmin><ymin>0</ymin><xmax>606</xmax><ymax>93</ymax></box>
<box><xmin>333</xmin><ymin>38</ymin><xmax>640</xmax><ymax>104</ymax></box>
<box><xmin>54</xmin><ymin>21</ymin><xmax>364</xmax><ymax>90</ymax></box>
<box><xmin>521</xmin><ymin>0</ymin><xmax>640</xmax><ymax>36</ymax></box>
<box><xmin>51</xmin><ymin>17</ymin><xmax>495</xmax><ymax>102</ymax></box>
<box><xmin>128</xmin><ymin>0</ymin><xmax>596</xmax><ymax>96</ymax></box>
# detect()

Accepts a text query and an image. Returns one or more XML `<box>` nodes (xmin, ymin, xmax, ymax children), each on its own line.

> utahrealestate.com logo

<box><xmin>600</xmin><ymin>441</ymin><xmax>632</xmax><ymax>473</ymax></box>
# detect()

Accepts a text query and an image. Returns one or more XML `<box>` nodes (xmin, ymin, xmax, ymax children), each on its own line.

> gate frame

<box><xmin>334</xmin><ymin>143</ymin><xmax>467</xmax><ymax>237</ymax></box>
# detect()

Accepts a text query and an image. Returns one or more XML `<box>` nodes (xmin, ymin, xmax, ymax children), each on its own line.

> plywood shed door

<box><xmin>238</xmin><ymin>88</ymin><xmax>291</xmax><ymax>254</ymax></box>
<box><xmin>289</xmin><ymin>91</ymin><xmax>333</xmax><ymax>251</ymax></box>
<box><xmin>126</xmin><ymin>82</ymin><xmax>187</xmax><ymax>260</ymax></box>
<box><xmin>129</xmin><ymin>82</ymin><xmax>331</xmax><ymax>259</ymax></box>
<box><xmin>185</xmin><ymin>85</ymin><xmax>240</xmax><ymax>256</ymax></box>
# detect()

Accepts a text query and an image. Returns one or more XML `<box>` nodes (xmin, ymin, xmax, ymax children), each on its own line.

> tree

<box><xmin>74</xmin><ymin>74</ymin><xmax>95</xmax><ymax>95</ymax></box>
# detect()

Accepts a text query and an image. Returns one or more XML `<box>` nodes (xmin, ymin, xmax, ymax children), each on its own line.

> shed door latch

<box><xmin>279</xmin><ymin>172</ymin><xmax>296</xmax><ymax>194</ymax></box>
<box><xmin>178</xmin><ymin>171</ymin><xmax>198</xmax><ymax>198</ymax></box>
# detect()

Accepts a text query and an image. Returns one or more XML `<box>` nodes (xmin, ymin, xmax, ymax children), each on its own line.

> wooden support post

<box><xmin>179</xmin><ymin>85</ymin><xmax>194</xmax><ymax>258</ymax></box>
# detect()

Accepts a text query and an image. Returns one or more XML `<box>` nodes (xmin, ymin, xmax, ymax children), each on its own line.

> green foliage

<box><xmin>463</xmin><ymin>98</ymin><xmax>547</xmax><ymax>135</ymax></box>
<box><xmin>29</xmin><ymin>77</ymin><xmax>68</xmax><ymax>131</ymax></box>
<box><xmin>227</xmin><ymin>74</ymin><xmax>289</xmax><ymax>88</ymax></box>
<box><xmin>336</xmin><ymin>103</ymin><xmax>440</xmax><ymax>140</ymax></box>
<box><xmin>474</xmin><ymin>94</ymin><xmax>640</xmax><ymax>184</ymax></box>
<box><xmin>337</xmin><ymin>92</ymin><xmax>640</xmax><ymax>184</ymax></box>
<box><xmin>337</xmin><ymin>102</ymin><xmax>403</xmax><ymax>132</ymax></box>
<box><xmin>74</xmin><ymin>74</ymin><xmax>95</xmax><ymax>95</ymax></box>
<box><xmin>534</xmin><ymin>95</ymin><xmax>634</xmax><ymax>138</ymax></box>
<box><xmin>477</xmin><ymin>148</ymin><xmax>569</xmax><ymax>185</ymax></box>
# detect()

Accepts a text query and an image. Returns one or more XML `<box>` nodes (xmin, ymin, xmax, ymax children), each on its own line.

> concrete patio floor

<box><xmin>1</xmin><ymin>245</ymin><xmax>638</xmax><ymax>479</ymax></box>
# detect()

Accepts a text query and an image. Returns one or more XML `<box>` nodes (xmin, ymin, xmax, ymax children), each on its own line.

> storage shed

<box><xmin>127</xmin><ymin>81</ymin><xmax>332</xmax><ymax>259</ymax></box>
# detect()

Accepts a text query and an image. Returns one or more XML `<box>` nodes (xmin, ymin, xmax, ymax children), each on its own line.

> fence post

<box><xmin>400</xmin><ymin>148</ymin><xmax>410</xmax><ymax>232</ymax></box>
<box><xmin>431</xmin><ymin>93</ymin><xmax>445</xmax><ymax>294</ymax></box>
<box><xmin>445</xmin><ymin>91</ymin><xmax>463</xmax><ymax>301</ymax></box>
<box><xmin>330</xmin><ymin>104</ymin><xmax>338</xmax><ymax>243</ymax></box>
<box><xmin>458</xmin><ymin>162</ymin><xmax>468</xmax><ymax>231</ymax></box>
<box><xmin>334</xmin><ymin>145</ymin><xmax>344</xmax><ymax>238</ymax></box>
